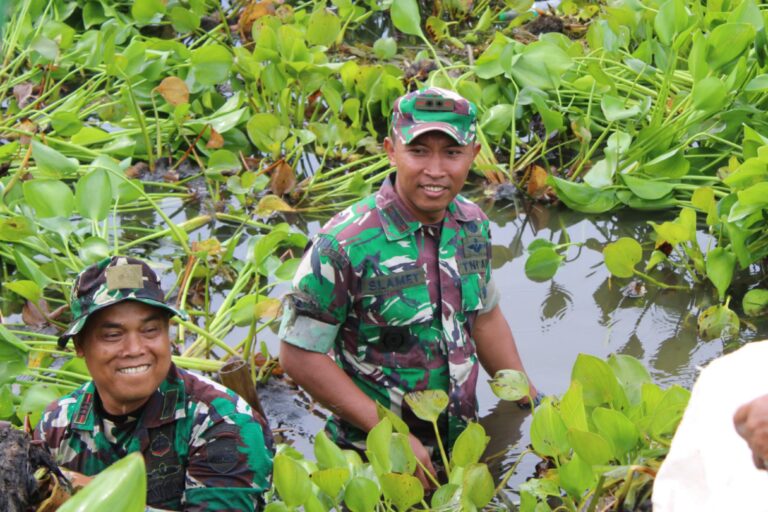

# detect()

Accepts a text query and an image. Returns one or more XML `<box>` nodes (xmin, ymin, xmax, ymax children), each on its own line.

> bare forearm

<box><xmin>280</xmin><ymin>341</ymin><xmax>381</xmax><ymax>432</ymax></box>
<box><xmin>473</xmin><ymin>305</ymin><xmax>537</xmax><ymax>394</ymax></box>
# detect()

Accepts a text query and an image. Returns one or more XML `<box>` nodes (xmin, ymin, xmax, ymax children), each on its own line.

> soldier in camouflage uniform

<box><xmin>279</xmin><ymin>87</ymin><xmax>538</xmax><ymax>488</ymax></box>
<box><xmin>35</xmin><ymin>256</ymin><xmax>273</xmax><ymax>511</ymax></box>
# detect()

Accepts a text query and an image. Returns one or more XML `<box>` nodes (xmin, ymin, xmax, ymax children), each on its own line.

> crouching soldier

<box><xmin>35</xmin><ymin>256</ymin><xmax>273</xmax><ymax>511</ymax></box>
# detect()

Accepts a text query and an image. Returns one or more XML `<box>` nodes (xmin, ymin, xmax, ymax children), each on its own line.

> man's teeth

<box><xmin>423</xmin><ymin>185</ymin><xmax>444</xmax><ymax>191</ymax></box>
<box><xmin>118</xmin><ymin>365</ymin><xmax>150</xmax><ymax>374</ymax></box>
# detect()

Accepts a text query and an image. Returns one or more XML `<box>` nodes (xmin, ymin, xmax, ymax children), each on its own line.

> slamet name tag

<box><xmin>106</xmin><ymin>264</ymin><xmax>144</xmax><ymax>289</ymax></box>
<box><xmin>362</xmin><ymin>269</ymin><xmax>426</xmax><ymax>295</ymax></box>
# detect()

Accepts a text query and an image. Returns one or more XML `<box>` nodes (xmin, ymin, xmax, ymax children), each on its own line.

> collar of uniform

<box><xmin>142</xmin><ymin>364</ymin><xmax>186</xmax><ymax>429</ymax></box>
<box><xmin>376</xmin><ymin>173</ymin><xmax>476</xmax><ymax>240</ymax></box>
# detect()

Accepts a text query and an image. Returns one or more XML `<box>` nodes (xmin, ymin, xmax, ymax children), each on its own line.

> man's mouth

<box><xmin>117</xmin><ymin>364</ymin><xmax>151</xmax><ymax>375</ymax></box>
<box><xmin>422</xmin><ymin>184</ymin><xmax>446</xmax><ymax>192</ymax></box>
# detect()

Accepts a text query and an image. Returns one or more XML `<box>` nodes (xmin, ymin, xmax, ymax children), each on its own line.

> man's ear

<box><xmin>472</xmin><ymin>142</ymin><xmax>481</xmax><ymax>158</ymax></box>
<box><xmin>73</xmin><ymin>337</ymin><xmax>85</xmax><ymax>357</ymax></box>
<box><xmin>384</xmin><ymin>137</ymin><xmax>396</xmax><ymax>165</ymax></box>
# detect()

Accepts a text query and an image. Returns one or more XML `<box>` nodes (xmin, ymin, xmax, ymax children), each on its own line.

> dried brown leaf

<box><xmin>238</xmin><ymin>1</ymin><xmax>276</xmax><ymax>40</ymax></box>
<box><xmin>269</xmin><ymin>159</ymin><xmax>296</xmax><ymax>196</ymax></box>
<box><xmin>206</xmin><ymin>127</ymin><xmax>224</xmax><ymax>149</ymax></box>
<box><xmin>22</xmin><ymin>299</ymin><xmax>49</xmax><ymax>327</ymax></box>
<box><xmin>13</xmin><ymin>83</ymin><xmax>35</xmax><ymax>108</ymax></box>
<box><xmin>156</xmin><ymin>76</ymin><xmax>189</xmax><ymax>106</ymax></box>
<box><xmin>527</xmin><ymin>165</ymin><xmax>549</xmax><ymax>197</ymax></box>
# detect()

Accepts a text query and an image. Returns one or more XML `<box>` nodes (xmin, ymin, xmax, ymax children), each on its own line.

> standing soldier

<box><xmin>279</xmin><ymin>87</ymin><xmax>538</xmax><ymax>488</ymax></box>
<box><xmin>36</xmin><ymin>256</ymin><xmax>273</xmax><ymax>511</ymax></box>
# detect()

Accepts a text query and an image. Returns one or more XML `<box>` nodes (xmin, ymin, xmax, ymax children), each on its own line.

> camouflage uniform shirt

<box><xmin>35</xmin><ymin>364</ymin><xmax>273</xmax><ymax>511</ymax></box>
<box><xmin>279</xmin><ymin>175</ymin><xmax>498</xmax><ymax>454</ymax></box>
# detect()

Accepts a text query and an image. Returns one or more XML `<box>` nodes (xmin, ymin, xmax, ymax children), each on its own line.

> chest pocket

<box><xmin>356</xmin><ymin>268</ymin><xmax>435</xmax><ymax>368</ymax></box>
<box><xmin>458</xmin><ymin>235</ymin><xmax>490</xmax><ymax>313</ymax></box>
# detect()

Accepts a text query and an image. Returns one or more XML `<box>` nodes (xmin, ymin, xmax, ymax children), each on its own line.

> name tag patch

<box><xmin>362</xmin><ymin>269</ymin><xmax>426</xmax><ymax>295</ymax></box>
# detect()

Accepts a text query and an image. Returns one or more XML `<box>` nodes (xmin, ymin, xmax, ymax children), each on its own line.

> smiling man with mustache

<box><xmin>35</xmin><ymin>256</ymin><xmax>273</xmax><ymax>511</ymax></box>
<box><xmin>279</xmin><ymin>87</ymin><xmax>538</xmax><ymax>489</ymax></box>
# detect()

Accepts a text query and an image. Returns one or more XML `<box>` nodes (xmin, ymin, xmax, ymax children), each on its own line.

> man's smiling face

<box><xmin>76</xmin><ymin>301</ymin><xmax>171</xmax><ymax>415</ymax></box>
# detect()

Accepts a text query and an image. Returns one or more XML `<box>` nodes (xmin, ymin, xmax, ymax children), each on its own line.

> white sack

<box><xmin>653</xmin><ymin>339</ymin><xmax>768</xmax><ymax>512</ymax></box>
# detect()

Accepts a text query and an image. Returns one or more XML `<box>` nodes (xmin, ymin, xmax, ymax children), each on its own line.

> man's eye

<box><xmin>103</xmin><ymin>332</ymin><xmax>122</xmax><ymax>341</ymax></box>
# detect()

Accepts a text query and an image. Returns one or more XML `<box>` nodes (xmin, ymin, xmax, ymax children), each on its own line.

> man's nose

<box><xmin>422</xmin><ymin>157</ymin><xmax>445</xmax><ymax>176</ymax></box>
<box><xmin>122</xmin><ymin>332</ymin><xmax>145</xmax><ymax>355</ymax></box>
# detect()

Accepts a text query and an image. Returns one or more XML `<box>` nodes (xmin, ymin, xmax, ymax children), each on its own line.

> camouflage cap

<box><xmin>57</xmin><ymin>256</ymin><xmax>188</xmax><ymax>348</ymax></box>
<box><xmin>391</xmin><ymin>87</ymin><xmax>477</xmax><ymax>145</ymax></box>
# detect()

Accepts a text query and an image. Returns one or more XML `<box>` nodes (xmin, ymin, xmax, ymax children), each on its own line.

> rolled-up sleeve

<box><xmin>278</xmin><ymin>234</ymin><xmax>351</xmax><ymax>353</ymax></box>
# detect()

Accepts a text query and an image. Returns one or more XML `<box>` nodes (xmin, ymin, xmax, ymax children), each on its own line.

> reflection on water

<box><xmin>477</xmin><ymin>199</ymin><xmax>768</xmax><ymax>495</ymax></box>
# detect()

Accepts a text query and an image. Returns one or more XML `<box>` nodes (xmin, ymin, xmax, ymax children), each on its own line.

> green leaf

<box><xmin>12</xmin><ymin>249</ymin><xmax>50</xmax><ymax>288</ymax></box>
<box><xmin>692</xmin><ymin>77</ymin><xmax>728</xmax><ymax>112</ymax></box>
<box><xmin>461</xmin><ymin>463</ymin><xmax>495</xmax><ymax>509</ymax></box>
<box><xmin>571</xmin><ymin>354</ymin><xmax>627</xmax><ymax>409</ymax></box>
<box><xmin>18</xmin><ymin>383</ymin><xmax>59</xmax><ymax>429</ymax></box>
<box><xmin>404</xmin><ymin>389</ymin><xmax>449</xmax><ymax>423</ymax></box>
<box><xmin>308</xmin><ymin>9</ymin><xmax>341</xmax><ymax>47</ymax></box>
<box><xmin>530</xmin><ymin>399</ymin><xmax>569</xmax><ymax>458</ymax></box>
<box><xmin>4</xmin><ymin>280</ymin><xmax>43</xmax><ymax>303</ymax></box>
<box><xmin>745</xmin><ymin>74</ymin><xmax>768</xmax><ymax>91</ymax></box>
<box><xmin>23</xmin><ymin>179</ymin><xmax>74</xmax><ymax>218</ymax></box>
<box><xmin>373</xmin><ymin>37</ymin><xmax>397</xmax><ymax>59</ymax></box>
<box><xmin>431</xmin><ymin>483</ymin><xmax>460</xmax><ymax>509</ymax></box>
<box><xmin>247</xmin><ymin>113</ymin><xmax>287</xmax><ymax>153</ymax></box>
<box><xmin>0</xmin><ymin>386</ymin><xmax>14</xmax><ymax>418</ymax></box>
<box><xmin>648</xmin><ymin>385</ymin><xmax>690</xmax><ymax>440</ymax></box>
<box><xmin>607</xmin><ymin>354</ymin><xmax>651</xmax><ymax>406</ymax></box>
<box><xmin>706</xmin><ymin>247</ymin><xmax>736</xmax><ymax>301</ymax></box>
<box><xmin>654</xmin><ymin>0</ymin><xmax>690</xmax><ymax>45</ymax></box>
<box><xmin>601</xmin><ymin>95</ymin><xmax>642</xmax><ymax>121</ymax></box>
<box><xmin>273</xmin><ymin>453</ymin><xmax>311</xmax><ymax>508</ymax></box>
<box><xmin>567</xmin><ymin>429</ymin><xmax>614</xmax><ymax>465</ymax></box>
<box><xmin>620</xmin><ymin>174</ymin><xmax>675</xmax><ymax>200</ymax></box>
<box><xmin>58</xmin><ymin>453</ymin><xmax>146</xmax><ymax>512</ymax></box>
<box><xmin>474</xmin><ymin>33</ymin><xmax>511</xmax><ymax>79</ymax></box>
<box><xmin>311</xmin><ymin>467</ymin><xmax>350</xmax><ymax>502</ymax></box>
<box><xmin>525</xmin><ymin>246</ymin><xmax>563</xmax><ymax>282</ymax></box>
<box><xmin>381</xmin><ymin>472</ymin><xmax>423</xmax><ymax>511</ymax></box>
<box><xmin>548</xmin><ymin>177</ymin><xmax>618</xmax><ymax>213</ymax></box>
<box><xmin>132</xmin><ymin>0</ymin><xmax>166</xmax><ymax>25</ymax></box>
<box><xmin>343</xmin><ymin>477</ymin><xmax>380</xmax><ymax>512</ymax></box>
<box><xmin>643</xmin><ymin>149</ymin><xmax>689</xmax><ymax>178</ymax></box>
<box><xmin>697</xmin><ymin>303</ymin><xmax>740</xmax><ymax>340</ymax></box>
<box><xmin>376</xmin><ymin>402</ymin><xmax>411</xmax><ymax>435</ymax></box>
<box><xmin>743</xmin><ymin>289</ymin><xmax>768</xmax><ymax>317</ymax></box>
<box><xmin>479</xmin><ymin>104</ymin><xmax>515</xmax><ymax>138</ymax></box>
<box><xmin>50</xmin><ymin>111</ymin><xmax>83</xmax><ymax>136</ymax></box>
<box><xmin>0</xmin><ymin>325</ymin><xmax>28</xmax><ymax>384</ymax></box>
<box><xmin>390</xmin><ymin>0</ymin><xmax>424</xmax><ymax>37</ymax></box>
<box><xmin>560</xmin><ymin>381</ymin><xmax>588</xmax><ymax>432</ymax></box>
<box><xmin>489</xmin><ymin>369</ymin><xmax>530</xmax><ymax>401</ymax></box>
<box><xmin>78</xmin><ymin>236</ymin><xmax>110</xmax><ymax>265</ymax></box>
<box><xmin>191</xmin><ymin>44</ymin><xmax>233</xmax><ymax>86</ymax></box>
<box><xmin>706</xmin><ymin>23</ymin><xmax>756</xmax><ymax>71</ymax></box>
<box><xmin>592</xmin><ymin>407</ymin><xmax>639</xmax><ymax>460</ymax></box>
<box><xmin>31</xmin><ymin>140</ymin><xmax>78</xmax><ymax>177</ymax></box>
<box><xmin>389</xmin><ymin>433</ymin><xmax>417</xmax><ymax>474</ymax></box>
<box><xmin>366</xmin><ymin>418</ymin><xmax>393</xmax><ymax>474</ymax></box>
<box><xmin>603</xmin><ymin>237</ymin><xmax>642</xmax><ymax>279</ymax></box>
<box><xmin>506</xmin><ymin>41</ymin><xmax>573</xmax><ymax>90</ymax></box>
<box><xmin>315</xmin><ymin>430</ymin><xmax>348</xmax><ymax>469</ymax></box>
<box><xmin>76</xmin><ymin>169</ymin><xmax>112</xmax><ymax>221</ymax></box>
<box><xmin>451</xmin><ymin>422</ymin><xmax>489</xmax><ymax>468</ymax></box>
<box><xmin>169</xmin><ymin>6</ymin><xmax>200</xmax><ymax>33</ymax></box>
<box><xmin>559</xmin><ymin>453</ymin><xmax>595</xmax><ymax>500</ymax></box>
<box><xmin>0</xmin><ymin>216</ymin><xmax>35</xmax><ymax>242</ymax></box>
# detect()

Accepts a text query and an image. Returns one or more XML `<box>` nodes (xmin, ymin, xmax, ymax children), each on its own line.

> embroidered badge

<box><xmin>105</xmin><ymin>264</ymin><xmax>144</xmax><ymax>289</ymax></box>
<box><xmin>362</xmin><ymin>269</ymin><xmax>426</xmax><ymax>295</ymax></box>
<box><xmin>150</xmin><ymin>432</ymin><xmax>172</xmax><ymax>457</ymax></box>
<box><xmin>206</xmin><ymin>438</ymin><xmax>239</xmax><ymax>474</ymax></box>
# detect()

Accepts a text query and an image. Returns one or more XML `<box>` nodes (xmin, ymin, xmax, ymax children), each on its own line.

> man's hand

<box><xmin>408</xmin><ymin>433</ymin><xmax>437</xmax><ymax>491</ymax></box>
<box><xmin>734</xmin><ymin>395</ymin><xmax>768</xmax><ymax>469</ymax></box>
<box><xmin>61</xmin><ymin>468</ymin><xmax>93</xmax><ymax>489</ymax></box>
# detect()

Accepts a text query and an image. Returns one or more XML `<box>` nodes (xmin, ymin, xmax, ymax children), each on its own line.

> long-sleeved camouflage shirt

<box><xmin>279</xmin><ymin>175</ymin><xmax>498</xmax><ymax>455</ymax></box>
<box><xmin>35</xmin><ymin>364</ymin><xmax>273</xmax><ymax>511</ymax></box>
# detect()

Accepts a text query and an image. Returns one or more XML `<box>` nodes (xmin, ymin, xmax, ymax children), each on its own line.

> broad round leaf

<box><xmin>567</xmin><ymin>429</ymin><xmax>613</xmax><ymax>465</ymax></box>
<box><xmin>559</xmin><ymin>453</ymin><xmax>595</xmax><ymax>499</ymax></box>
<box><xmin>743</xmin><ymin>289</ymin><xmax>768</xmax><ymax>317</ymax></box>
<box><xmin>404</xmin><ymin>389</ymin><xmax>449</xmax><ymax>423</ymax></box>
<box><xmin>592</xmin><ymin>407</ymin><xmax>639</xmax><ymax>460</ymax></box>
<box><xmin>0</xmin><ymin>216</ymin><xmax>34</xmax><ymax>242</ymax></box>
<box><xmin>23</xmin><ymin>179</ymin><xmax>74</xmax><ymax>218</ymax></box>
<box><xmin>76</xmin><ymin>169</ymin><xmax>112</xmax><ymax>221</ymax></box>
<box><xmin>705</xmin><ymin>247</ymin><xmax>736</xmax><ymax>302</ymax></box>
<box><xmin>156</xmin><ymin>76</ymin><xmax>189</xmax><ymax>105</ymax></box>
<box><xmin>373</xmin><ymin>37</ymin><xmax>397</xmax><ymax>59</ymax></box>
<box><xmin>78</xmin><ymin>236</ymin><xmax>111</xmax><ymax>265</ymax></box>
<box><xmin>530</xmin><ymin>399</ymin><xmax>569</xmax><ymax>458</ymax></box>
<box><xmin>643</xmin><ymin>149</ymin><xmax>690</xmax><ymax>178</ymax></box>
<box><xmin>571</xmin><ymin>354</ymin><xmax>627</xmax><ymax>409</ymax></box>
<box><xmin>19</xmin><ymin>383</ymin><xmax>60</xmax><ymax>429</ymax></box>
<box><xmin>273</xmin><ymin>454</ymin><xmax>311</xmax><ymax>508</ymax></box>
<box><xmin>191</xmin><ymin>45</ymin><xmax>233</xmax><ymax>86</ymax></box>
<box><xmin>461</xmin><ymin>463</ymin><xmax>494</xmax><ymax>508</ymax></box>
<box><xmin>706</xmin><ymin>23</ymin><xmax>755</xmax><ymax>71</ymax></box>
<box><xmin>525</xmin><ymin>247</ymin><xmax>563</xmax><ymax>282</ymax></box>
<box><xmin>315</xmin><ymin>430</ymin><xmax>348</xmax><ymax>470</ymax></box>
<box><xmin>169</xmin><ymin>6</ymin><xmax>200</xmax><ymax>33</ymax></box>
<box><xmin>697</xmin><ymin>303</ymin><xmax>740</xmax><ymax>340</ymax></box>
<box><xmin>58</xmin><ymin>453</ymin><xmax>146</xmax><ymax>512</ymax></box>
<box><xmin>307</xmin><ymin>9</ymin><xmax>341</xmax><ymax>47</ymax></box>
<box><xmin>390</xmin><ymin>0</ymin><xmax>424</xmax><ymax>37</ymax></box>
<box><xmin>489</xmin><ymin>369</ymin><xmax>530</xmax><ymax>401</ymax></box>
<box><xmin>311</xmin><ymin>467</ymin><xmax>350</xmax><ymax>502</ymax></box>
<box><xmin>31</xmin><ymin>140</ymin><xmax>78</xmax><ymax>176</ymax></box>
<box><xmin>132</xmin><ymin>0</ymin><xmax>166</xmax><ymax>25</ymax></box>
<box><xmin>603</xmin><ymin>237</ymin><xmax>642</xmax><ymax>278</ymax></box>
<box><xmin>344</xmin><ymin>477</ymin><xmax>380</xmax><ymax>512</ymax></box>
<box><xmin>451</xmin><ymin>422</ymin><xmax>488</xmax><ymax>468</ymax></box>
<box><xmin>620</xmin><ymin>174</ymin><xmax>675</xmax><ymax>200</ymax></box>
<box><xmin>5</xmin><ymin>280</ymin><xmax>43</xmax><ymax>303</ymax></box>
<box><xmin>692</xmin><ymin>77</ymin><xmax>728</xmax><ymax>112</ymax></box>
<box><xmin>256</xmin><ymin>195</ymin><xmax>295</xmax><ymax>216</ymax></box>
<box><xmin>380</xmin><ymin>472</ymin><xmax>423</xmax><ymax>511</ymax></box>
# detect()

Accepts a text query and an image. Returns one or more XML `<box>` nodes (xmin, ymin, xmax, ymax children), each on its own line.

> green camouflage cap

<box><xmin>58</xmin><ymin>256</ymin><xmax>188</xmax><ymax>348</ymax></box>
<box><xmin>391</xmin><ymin>87</ymin><xmax>477</xmax><ymax>145</ymax></box>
